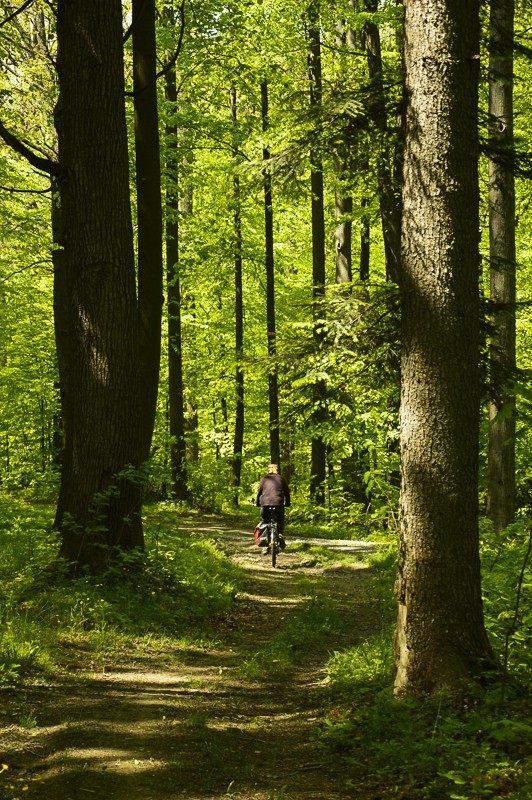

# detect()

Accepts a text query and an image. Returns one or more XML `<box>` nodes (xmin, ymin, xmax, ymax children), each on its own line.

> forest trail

<box><xmin>2</xmin><ymin>518</ymin><xmax>378</xmax><ymax>800</ymax></box>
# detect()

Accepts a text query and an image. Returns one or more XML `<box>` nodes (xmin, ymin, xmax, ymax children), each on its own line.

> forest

<box><xmin>0</xmin><ymin>0</ymin><xmax>531</xmax><ymax>798</ymax></box>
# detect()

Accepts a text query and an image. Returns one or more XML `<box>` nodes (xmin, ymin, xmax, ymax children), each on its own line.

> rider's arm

<box><xmin>283</xmin><ymin>478</ymin><xmax>291</xmax><ymax>507</ymax></box>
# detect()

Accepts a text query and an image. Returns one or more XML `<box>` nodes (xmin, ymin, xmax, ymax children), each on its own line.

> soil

<box><xmin>1</xmin><ymin>518</ymin><xmax>379</xmax><ymax>800</ymax></box>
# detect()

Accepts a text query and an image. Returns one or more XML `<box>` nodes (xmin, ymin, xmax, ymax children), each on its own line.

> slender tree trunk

<box><xmin>363</xmin><ymin>3</ymin><xmax>402</xmax><ymax>285</ymax></box>
<box><xmin>333</xmin><ymin>19</ymin><xmax>355</xmax><ymax>287</ymax></box>
<box><xmin>487</xmin><ymin>0</ymin><xmax>516</xmax><ymax>533</ymax></box>
<box><xmin>51</xmin><ymin>176</ymin><xmax>67</xmax><ymax>465</ymax></box>
<box><xmin>133</xmin><ymin>0</ymin><xmax>164</xmax><ymax>463</ymax></box>
<box><xmin>308</xmin><ymin>3</ymin><xmax>327</xmax><ymax>506</ymax></box>
<box><xmin>176</xmin><ymin>137</ymin><xmax>199</xmax><ymax>467</ymax></box>
<box><xmin>360</xmin><ymin>196</ymin><xmax>370</xmax><ymax>282</ymax></box>
<box><xmin>334</xmin><ymin>177</ymin><xmax>353</xmax><ymax>285</ymax></box>
<box><xmin>230</xmin><ymin>84</ymin><xmax>245</xmax><ymax>505</ymax></box>
<box><xmin>261</xmin><ymin>80</ymin><xmax>281</xmax><ymax>467</ymax></box>
<box><xmin>395</xmin><ymin>0</ymin><xmax>495</xmax><ymax>693</ymax></box>
<box><xmin>54</xmin><ymin>0</ymin><xmax>143</xmax><ymax>571</ymax></box>
<box><xmin>164</xmin><ymin>43</ymin><xmax>189</xmax><ymax>502</ymax></box>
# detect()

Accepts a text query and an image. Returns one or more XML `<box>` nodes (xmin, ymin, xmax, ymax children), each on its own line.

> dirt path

<box><xmin>1</xmin><ymin>521</ymin><xmax>377</xmax><ymax>800</ymax></box>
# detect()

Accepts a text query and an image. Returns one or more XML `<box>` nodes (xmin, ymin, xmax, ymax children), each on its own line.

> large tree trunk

<box><xmin>395</xmin><ymin>0</ymin><xmax>495</xmax><ymax>693</ymax></box>
<box><xmin>164</xmin><ymin>44</ymin><xmax>189</xmax><ymax>503</ymax></box>
<box><xmin>308</xmin><ymin>4</ymin><xmax>327</xmax><ymax>506</ymax></box>
<box><xmin>230</xmin><ymin>84</ymin><xmax>245</xmax><ymax>505</ymax></box>
<box><xmin>133</xmin><ymin>0</ymin><xmax>164</xmax><ymax>464</ymax></box>
<box><xmin>487</xmin><ymin>0</ymin><xmax>516</xmax><ymax>533</ymax></box>
<box><xmin>261</xmin><ymin>80</ymin><xmax>281</xmax><ymax>467</ymax></box>
<box><xmin>54</xmin><ymin>0</ymin><xmax>143</xmax><ymax>571</ymax></box>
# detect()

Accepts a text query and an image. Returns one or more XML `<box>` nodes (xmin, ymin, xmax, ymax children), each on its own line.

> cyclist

<box><xmin>255</xmin><ymin>463</ymin><xmax>291</xmax><ymax>550</ymax></box>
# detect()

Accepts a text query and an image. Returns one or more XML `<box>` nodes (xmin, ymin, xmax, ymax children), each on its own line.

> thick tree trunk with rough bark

<box><xmin>54</xmin><ymin>0</ymin><xmax>143</xmax><ymax>571</ymax></box>
<box><xmin>395</xmin><ymin>0</ymin><xmax>495</xmax><ymax>693</ymax></box>
<box><xmin>487</xmin><ymin>0</ymin><xmax>516</xmax><ymax>533</ymax></box>
<box><xmin>133</xmin><ymin>0</ymin><xmax>164</xmax><ymax>464</ymax></box>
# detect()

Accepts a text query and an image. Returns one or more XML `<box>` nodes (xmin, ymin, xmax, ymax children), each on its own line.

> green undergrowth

<box><xmin>287</xmin><ymin>508</ymin><xmax>377</xmax><ymax>541</ymax></box>
<box><xmin>320</xmin><ymin>527</ymin><xmax>532</xmax><ymax>800</ymax></box>
<box><xmin>0</xmin><ymin>496</ymin><xmax>245</xmax><ymax>685</ymax></box>
<box><xmin>288</xmin><ymin>540</ymin><xmax>370</xmax><ymax>566</ymax></box>
<box><xmin>241</xmin><ymin>577</ymin><xmax>344</xmax><ymax>681</ymax></box>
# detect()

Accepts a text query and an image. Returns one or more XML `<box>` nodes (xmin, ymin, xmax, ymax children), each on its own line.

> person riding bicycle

<box><xmin>255</xmin><ymin>463</ymin><xmax>291</xmax><ymax>550</ymax></box>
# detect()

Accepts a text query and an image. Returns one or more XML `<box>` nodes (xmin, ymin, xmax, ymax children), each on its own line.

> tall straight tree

<box><xmin>487</xmin><ymin>0</ymin><xmax>516</xmax><ymax>533</ymax></box>
<box><xmin>333</xmin><ymin>18</ymin><xmax>355</xmax><ymax>287</ymax></box>
<box><xmin>132</xmin><ymin>0</ymin><xmax>164</xmax><ymax>462</ymax></box>
<box><xmin>164</xmin><ymin>28</ymin><xmax>189</xmax><ymax>502</ymax></box>
<box><xmin>53</xmin><ymin>0</ymin><xmax>144</xmax><ymax>570</ymax></box>
<box><xmin>308</xmin><ymin>1</ymin><xmax>327</xmax><ymax>506</ymax></box>
<box><xmin>230</xmin><ymin>83</ymin><xmax>245</xmax><ymax>504</ymax></box>
<box><xmin>395</xmin><ymin>0</ymin><xmax>495</xmax><ymax>692</ymax></box>
<box><xmin>261</xmin><ymin>80</ymin><xmax>281</xmax><ymax>467</ymax></box>
<box><xmin>363</xmin><ymin>0</ymin><xmax>402</xmax><ymax>285</ymax></box>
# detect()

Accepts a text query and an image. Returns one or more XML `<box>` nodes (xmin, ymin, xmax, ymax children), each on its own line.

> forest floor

<box><xmin>1</xmin><ymin>516</ymin><xmax>380</xmax><ymax>800</ymax></box>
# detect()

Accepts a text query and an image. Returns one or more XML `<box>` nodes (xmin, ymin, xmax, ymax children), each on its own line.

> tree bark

<box><xmin>308</xmin><ymin>3</ymin><xmax>327</xmax><ymax>506</ymax></box>
<box><xmin>230</xmin><ymin>83</ymin><xmax>245</xmax><ymax>505</ymax></box>
<box><xmin>359</xmin><ymin>195</ymin><xmax>370</xmax><ymax>282</ymax></box>
<box><xmin>54</xmin><ymin>0</ymin><xmax>143</xmax><ymax>571</ymax></box>
<box><xmin>334</xmin><ymin>172</ymin><xmax>353</xmax><ymax>285</ymax></box>
<box><xmin>363</xmin><ymin>4</ymin><xmax>402</xmax><ymax>285</ymax></box>
<box><xmin>133</xmin><ymin>0</ymin><xmax>164</xmax><ymax>463</ymax></box>
<box><xmin>395</xmin><ymin>0</ymin><xmax>495</xmax><ymax>693</ymax></box>
<box><xmin>261</xmin><ymin>80</ymin><xmax>281</xmax><ymax>468</ymax></box>
<box><xmin>333</xmin><ymin>18</ymin><xmax>355</xmax><ymax>287</ymax></box>
<box><xmin>164</xmin><ymin>32</ymin><xmax>189</xmax><ymax>503</ymax></box>
<box><xmin>487</xmin><ymin>0</ymin><xmax>516</xmax><ymax>533</ymax></box>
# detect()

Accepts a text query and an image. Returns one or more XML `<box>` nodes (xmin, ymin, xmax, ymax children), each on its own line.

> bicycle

<box><xmin>264</xmin><ymin>506</ymin><xmax>282</xmax><ymax>568</ymax></box>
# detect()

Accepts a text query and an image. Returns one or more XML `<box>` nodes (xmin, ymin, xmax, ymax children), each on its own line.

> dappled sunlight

<box><xmin>1</xmin><ymin>519</ymin><xmax>376</xmax><ymax>800</ymax></box>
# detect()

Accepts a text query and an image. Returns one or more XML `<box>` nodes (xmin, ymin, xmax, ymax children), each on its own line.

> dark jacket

<box><xmin>256</xmin><ymin>473</ymin><xmax>291</xmax><ymax>508</ymax></box>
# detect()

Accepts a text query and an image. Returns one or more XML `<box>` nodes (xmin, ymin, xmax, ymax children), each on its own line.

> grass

<box><xmin>241</xmin><ymin>578</ymin><xmax>343</xmax><ymax>680</ymax></box>
<box><xmin>0</xmin><ymin>495</ymin><xmax>246</xmax><ymax>684</ymax></box>
<box><xmin>2</xmin><ymin>493</ymin><xmax>530</xmax><ymax>800</ymax></box>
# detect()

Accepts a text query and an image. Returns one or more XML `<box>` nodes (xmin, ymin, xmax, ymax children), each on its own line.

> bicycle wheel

<box><xmin>271</xmin><ymin>521</ymin><xmax>278</xmax><ymax>568</ymax></box>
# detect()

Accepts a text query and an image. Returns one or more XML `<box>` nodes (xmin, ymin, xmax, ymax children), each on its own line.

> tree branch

<box><xmin>0</xmin><ymin>259</ymin><xmax>54</xmax><ymax>285</ymax></box>
<box><xmin>0</xmin><ymin>0</ymin><xmax>35</xmax><ymax>29</ymax></box>
<box><xmin>0</xmin><ymin>183</ymin><xmax>51</xmax><ymax>194</ymax></box>
<box><xmin>0</xmin><ymin>117</ymin><xmax>62</xmax><ymax>177</ymax></box>
<box><xmin>155</xmin><ymin>1</ymin><xmax>186</xmax><ymax>81</ymax></box>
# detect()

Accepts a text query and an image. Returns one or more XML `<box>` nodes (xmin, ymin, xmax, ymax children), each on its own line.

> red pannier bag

<box><xmin>253</xmin><ymin>524</ymin><xmax>261</xmax><ymax>545</ymax></box>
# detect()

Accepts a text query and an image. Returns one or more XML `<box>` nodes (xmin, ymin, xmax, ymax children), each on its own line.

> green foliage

<box><xmin>321</xmin><ymin>534</ymin><xmax>532</xmax><ymax>800</ymax></box>
<box><xmin>321</xmin><ymin>687</ymin><xmax>531</xmax><ymax>799</ymax></box>
<box><xmin>480</xmin><ymin>519</ymin><xmax>532</xmax><ymax>681</ymax></box>
<box><xmin>326</xmin><ymin>626</ymin><xmax>394</xmax><ymax>699</ymax></box>
<box><xmin>0</xmin><ymin>496</ymin><xmax>245</xmax><ymax>683</ymax></box>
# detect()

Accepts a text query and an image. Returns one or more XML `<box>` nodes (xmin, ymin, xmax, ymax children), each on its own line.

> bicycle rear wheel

<box><xmin>270</xmin><ymin>521</ymin><xmax>278</xmax><ymax>567</ymax></box>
